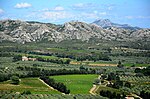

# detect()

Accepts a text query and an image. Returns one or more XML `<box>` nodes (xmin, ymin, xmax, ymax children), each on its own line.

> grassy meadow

<box><xmin>50</xmin><ymin>74</ymin><xmax>98</xmax><ymax>94</ymax></box>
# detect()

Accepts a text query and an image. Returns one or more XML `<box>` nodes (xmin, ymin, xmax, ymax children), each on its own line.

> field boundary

<box><xmin>38</xmin><ymin>78</ymin><xmax>55</xmax><ymax>90</ymax></box>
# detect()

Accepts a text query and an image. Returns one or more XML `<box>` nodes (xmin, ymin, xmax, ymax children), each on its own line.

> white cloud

<box><xmin>108</xmin><ymin>6</ymin><xmax>113</xmax><ymax>10</ymax></box>
<box><xmin>0</xmin><ymin>8</ymin><xmax>4</xmax><ymax>14</ymax></box>
<box><xmin>73</xmin><ymin>3</ymin><xmax>84</xmax><ymax>8</ymax></box>
<box><xmin>15</xmin><ymin>3</ymin><xmax>32</xmax><ymax>8</ymax></box>
<box><xmin>41</xmin><ymin>11</ymin><xmax>73</xmax><ymax>21</ymax></box>
<box><xmin>137</xmin><ymin>16</ymin><xmax>150</xmax><ymax>19</ymax></box>
<box><xmin>125</xmin><ymin>16</ymin><xmax>133</xmax><ymax>19</ymax></box>
<box><xmin>53</xmin><ymin>6</ymin><xmax>64</xmax><ymax>11</ymax></box>
<box><xmin>99</xmin><ymin>12</ymin><xmax>107</xmax><ymax>15</ymax></box>
<box><xmin>72</xmin><ymin>3</ymin><xmax>97</xmax><ymax>11</ymax></box>
<box><xmin>81</xmin><ymin>13</ymin><xmax>99</xmax><ymax>19</ymax></box>
<box><xmin>93</xmin><ymin>11</ymin><xmax>98</xmax><ymax>14</ymax></box>
<box><xmin>125</xmin><ymin>16</ymin><xmax>150</xmax><ymax>19</ymax></box>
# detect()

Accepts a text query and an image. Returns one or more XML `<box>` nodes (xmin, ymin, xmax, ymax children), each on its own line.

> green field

<box><xmin>50</xmin><ymin>74</ymin><xmax>98</xmax><ymax>94</ymax></box>
<box><xmin>0</xmin><ymin>78</ymin><xmax>59</xmax><ymax>94</ymax></box>
<box><xmin>124</xmin><ymin>63</ymin><xmax>150</xmax><ymax>67</ymax></box>
<box><xmin>47</xmin><ymin>47</ymin><xmax>88</xmax><ymax>54</ymax></box>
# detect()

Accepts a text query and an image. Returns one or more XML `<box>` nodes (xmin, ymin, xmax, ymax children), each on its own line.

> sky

<box><xmin>0</xmin><ymin>0</ymin><xmax>150</xmax><ymax>28</ymax></box>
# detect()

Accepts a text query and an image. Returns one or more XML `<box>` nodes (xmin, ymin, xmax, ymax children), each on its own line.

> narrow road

<box><xmin>89</xmin><ymin>75</ymin><xmax>101</xmax><ymax>95</ymax></box>
<box><xmin>89</xmin><ymin>85</ymin><xmax>97</xmax><ymax>95</ymax></box>
<box><xmin>38</xmin><ymin>78</ymin><xmax>55</xmax><ymax>90</ymax></box>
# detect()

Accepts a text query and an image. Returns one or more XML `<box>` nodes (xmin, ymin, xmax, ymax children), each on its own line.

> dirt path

<box><xmin>89</xmin><ymin>75</ymin><xmax>101</xmax><ymax>95</ymax></box>
<box><xmin>70</xmin><ymin>61</ymin><xmax>117</xmax><ymax>66</ymax></box>
<box><xmin>89</xmin><ymin>63</ymin><xmax>117</xmax><ymax>66</ymax></box>
<box><xmin>89</xmin><ymin>85</ymin><xmax>97</xmax><ymax>95</ymax></box>
<box><xmin>38</xmin><ymin>78</ymin><xmax>55</xmax><ymax>90</ymax></box>
<box><xmin>38</xmin><ymin>78</ymin><xmax>67</xmax><ymax>95</ymax></box>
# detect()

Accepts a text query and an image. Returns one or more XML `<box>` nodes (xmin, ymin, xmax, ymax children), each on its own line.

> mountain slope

<box><xmin>0</xmin><ymin>19</ymin><xmax>149</xmax><ymax>44</ymax></box>
<box><xmin>92</xmin><ymin>19</ymin><xmax>141</xmax><ymax>30</ymax></box>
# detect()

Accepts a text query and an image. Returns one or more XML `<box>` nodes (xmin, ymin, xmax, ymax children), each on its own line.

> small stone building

<box><xmin>22</xmin><ymin>56</ymin><xmax>36</xmax><ymax>61</ymax></box>
<box><xmin>22</xmin><ymin>56</ymin><xmax>28</xmax><ymax>61</ymax></box>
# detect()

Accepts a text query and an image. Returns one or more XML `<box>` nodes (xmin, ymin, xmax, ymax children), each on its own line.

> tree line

<box><xmin>111</xmin><ymin>51</ymin><xmax>150</xmax><ymax>57</ymax></box>
<box><xmin>0</xmin><ymin>65</ymin><xmax>96</xmax><ymax>82</ymax></box>
<box><xmin>13</xmin><ymin>55</ymin><xmax>71</xmax><ymax>64</ymax></box>
<box><xmin>17</xmin><ymin>66</ymin><xmax>96</xmax><ymax>78</ymax></box>
<box><xmin>100</xmin><ymin>90</ymin><xmax>126</xmax><ymax>99</ymax></box>
<box><xmin>28</xmin><ymin>51</ymin><xmax>112</xmax><ymax>61</ymax></box>
<box><xmin>40</xmin><ymin>76</ymin><xmax>70</xmax><ymax>94</ymax></box>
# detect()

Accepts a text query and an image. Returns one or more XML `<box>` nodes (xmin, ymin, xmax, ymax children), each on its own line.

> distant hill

<box><xmin>0</xmin><ymin>19</ymin><xmax>149</xmax><ymax>44</ymax></box>
<box><xmin>92</xmin><ymin>19</ymin><xmax>141</xmax><ymax>30</ymax></box>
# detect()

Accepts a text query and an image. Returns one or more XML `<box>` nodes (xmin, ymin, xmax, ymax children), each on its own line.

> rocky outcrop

<box><xmin>0</xmin><ymin>19</ymin><xmax>149</xmax><ymax>44</ymax></box>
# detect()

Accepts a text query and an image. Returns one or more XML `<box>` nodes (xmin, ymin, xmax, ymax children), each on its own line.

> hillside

<box><xmin>0</xmin><ymin>19</ymin><xmax>150</xmax><ymax>44</ymax></box>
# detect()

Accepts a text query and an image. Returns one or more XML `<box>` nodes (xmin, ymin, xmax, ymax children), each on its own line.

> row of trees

<box><xmin>36</xmin><ymin>57</ymin><xmax>71</xmax><ymax>64</ymax></box>
<box><xmin>16</xmin><ymin>66</ymin><xmax>96</xmax><ymax>78</ymax></box>
<box><xmin>107</xmin><ymin>81</ymin><xmax>131</xmax><ymax>89</ymax></box>
<box><xmin>111</xmin><ymin>51</ymin><xmax>150</xmax><ymax>57</ymax></box>
<box><xmin>100</xmin><ymin>90</ymin><xmax>126</xmax><ymax>99</ymax></box>
<box><xmin>0</xmin><ymin>52</ymin><xmax>13</xmax><ymax>57</ymax></box>
<box><xmin>106</xmin><ymin>72</ymin><xmax>131</xmax><ymax>89</ymax></box>
<box><xmin>0</xmin><ymin>65</ymin><xmax>96</xmax><ymax>82</ymax></box>
<box><xmin>40</xmin><ymin>76</ymin><xmax>70</xmax><ymax>94</ymax></box>
<box><xmin>76</xmin><ymin>54</ymin><xmax>112</xmax><ymax>61</ymax></box>
<box><xmin>28</xmin><ymin>51</ymin><xmax>112</xmax><ymax>62</ymax></box>
<box><xmin>13</xmin><ymin>55</ymin><xmax>71</xmax><ymax>64</ymax></box>
<box><xmin>0</xmin><ymin>74</ymin><xmax>20</xmax><ymax>85</ymax></box>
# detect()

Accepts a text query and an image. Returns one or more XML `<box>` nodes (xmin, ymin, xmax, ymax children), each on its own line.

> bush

<box><xmin>21</xmin><ymin>90</ymin><xmax>31</xmax><ymax>95</ymax></box>
<box><xmin>93</xmin><ymin>78</ymin><xmax>100</xmax><ymax>85</ymax></box>
<box><xmin>11</xmin><ymin>76</ymin><xmax>20</xmax><ymax>85</ymax></box>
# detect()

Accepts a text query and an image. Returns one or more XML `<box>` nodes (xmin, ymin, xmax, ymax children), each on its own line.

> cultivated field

<box><xmin>0</xmin><ymin>78</ymin><xmax>59</xmax><ymax>94</ymax></box>
<box><xmin>50</xmin><ymin>74</ymin><xmax>98</xmax><ymax>94</ymax></box>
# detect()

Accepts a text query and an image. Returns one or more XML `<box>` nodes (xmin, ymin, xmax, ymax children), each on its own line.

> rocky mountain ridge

<box><xmin>0</xmin><ymin>19</ymin><xmax>149</xmax><ymax>44</ymax></box>
<box><xmin>92</xmin><ymin>19</ymin><xmax>141</xmax><ymax>30</ymax></box>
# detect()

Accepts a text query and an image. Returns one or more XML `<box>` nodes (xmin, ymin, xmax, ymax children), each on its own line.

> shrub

<box><xmin>11</xmin><ymin>76</ymin><xmax>20</xmax><ymax>85</ymax></box>
<box><xmin>21</xmin><ymin>90</ymin><xmax>31</xmax><ymax>95</ymax></box>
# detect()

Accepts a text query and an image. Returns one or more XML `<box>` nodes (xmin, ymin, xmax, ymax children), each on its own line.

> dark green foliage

<box><xmin>107</xmin><ymin>72</ymin><xmax>120</xmax><ymax>81</ymax></box>
<box><xmin>112</xmin><ymin>81</ymin><xmax>123</xmax><ymax>89</ymax></box>
<box><xmin>100</xmin><ymin>90</ymin><xmax>125</xmax><ymax>99</ymax></box>
<box><xmin>140</xmin><ymin>91</ymin><xmax>150</xmax><ymax>99</ymax></box>
<box><xmin>0</xmin><ymin>73</ymin><xmax>10</xmax><ymax>82</ymax></box>
<box><xmin>117</xmin><ymin>61</ymin><xmax>124</xmax><ymax>68</ymax></box>
<box><xmin>101</xmin><ymin>74</ymin><xmax>107</xmax><ymax>80</ymax></box>
<box><xmin>21</xmin><ymin>90</ymin><xmax>31</xmax><ymax>95</ymax></box>
<box><xmin>11</xmin><ymin>76</ymin><xmax>20</xmax><ymax>85</ymax></box>
<box><xmin>0</xmin><ymin>52</ymin><xmax>12</xmax><ymax>57</ymax></box>
<box><xmin>65</xmin><ymin>59</ymin><xmax>71</xmax><ymax>64</ymax></box>
<box><xmin>135</xmin><ymin>66</ymin><xmax>150</xmax><ymax>76</ymax></box>
<box><xmin>13</xmin><ymin>55</ymin><xmax>22</xmax><ymax>62</ymax></box>
<box><xmin>124</xmin><ymin>82</ymin><xmax>131</xmax><ymax>88</ymax></box>
<box><xmin>36</xmin><ymin>56</ymin><xmax>71</xmax><ymax>64</ymax></box>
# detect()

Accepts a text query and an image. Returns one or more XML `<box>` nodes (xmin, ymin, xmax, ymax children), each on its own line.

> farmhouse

<box><xmin>22</xmin><ymin>56</ymin><xmax>28</xmax><ymax>61</ymax></box>
<box><xmin>28</xmin><ymin>58</ymin><xmax>36</xmax><ymax>61</ymax></box>
<box><xmin>22</xmin><ymin>56</ymin><xmax>36</xmax><ymax>61</ymax></box>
